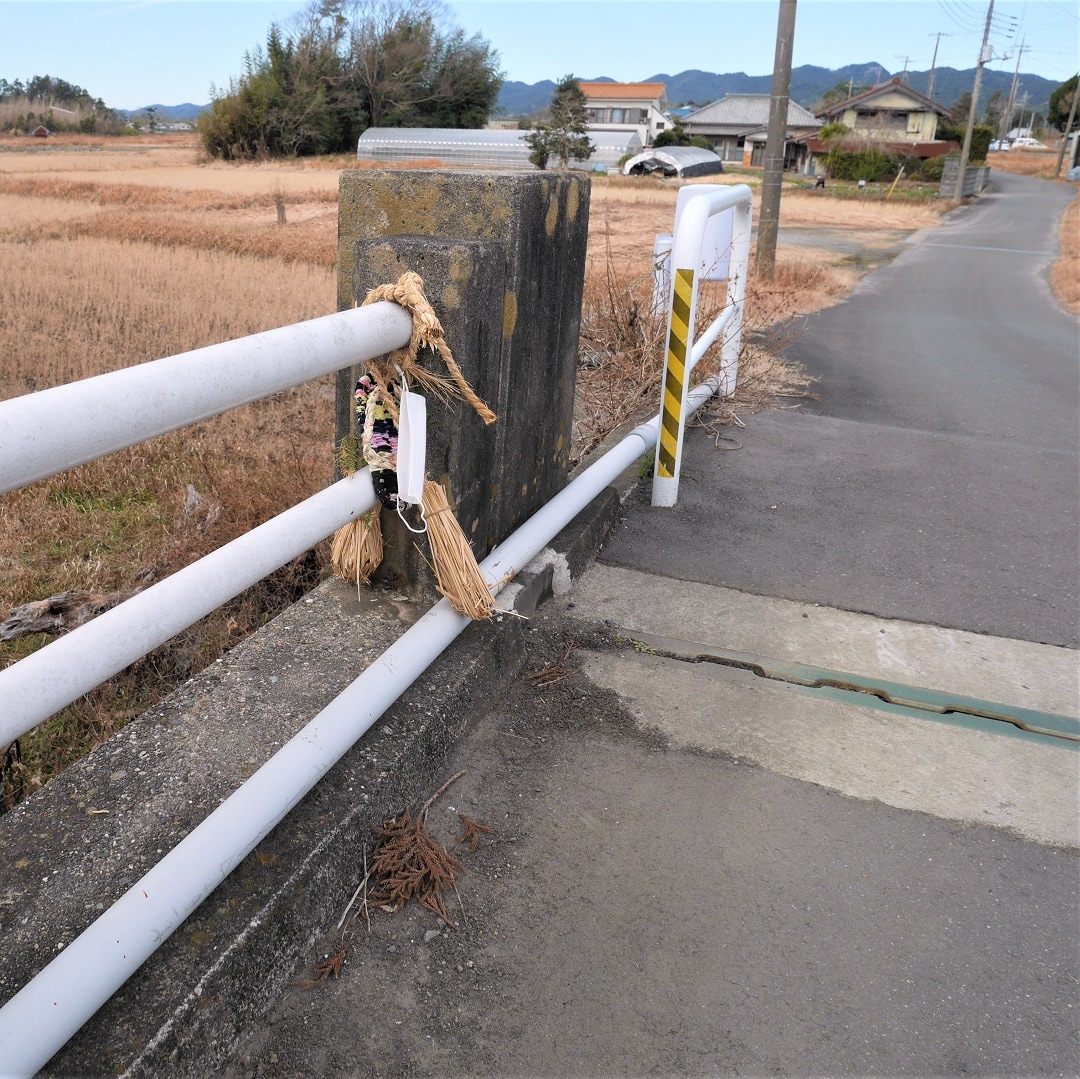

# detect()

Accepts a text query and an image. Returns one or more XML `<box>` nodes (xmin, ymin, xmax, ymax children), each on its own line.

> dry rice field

<box><xmin>6</xmin><ymin>131</ymin><xmax>1072</xmax><ymax>803</ymax></box>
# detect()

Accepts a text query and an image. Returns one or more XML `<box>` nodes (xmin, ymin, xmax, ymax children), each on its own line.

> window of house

<box><xmin>610</xmin><ymin>108</ymin><xmax>628</xmax><ymax>124</ymax></box>
<box><xmin>906</xmin><ymin>112</ymin><xmax>921</xmax><ymax>133</ymax></box>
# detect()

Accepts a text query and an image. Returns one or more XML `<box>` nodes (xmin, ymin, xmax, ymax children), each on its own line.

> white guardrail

<box><xmin>0</xmin><ymin>199</ymin><xmax>754</xmax><ymax>1070</ymax></box>
<box><xmin>0</xmin><ymin>302</ymin><xmax>414</xmax><ymax>747</ymax></box>
<box><xmin>651</xmin><ymin>183</ymin><xmax>753</xmax><ymax>507</ymax></box>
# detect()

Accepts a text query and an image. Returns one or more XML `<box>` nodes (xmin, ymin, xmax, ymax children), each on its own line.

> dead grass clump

<box><xmin>1049</xmin><ymin>193</ymin><xmax>1080</xmax><ymax>315</ymax></box>
<box><xmin>987</xmin><ymin>150</ymin><xmax>1066</xmax><ymax>180</ymax></box>
<box><xmin>572</xmin><ymin>247</ymin><xmax>837</xmax><ymax>461</ymax></box>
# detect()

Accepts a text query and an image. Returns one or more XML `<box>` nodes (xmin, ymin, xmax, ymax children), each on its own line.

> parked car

<box><xmin>989</xmin><ymin>140</ymin><xmax>1009</xmax><ymax>151</ymax></box>
<box><xmin>1012</xmin><ymin>137</ymin><xmax>1046</xmax><ymax>149</ymax></box>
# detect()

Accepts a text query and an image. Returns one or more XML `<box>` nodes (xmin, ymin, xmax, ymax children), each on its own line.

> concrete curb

<box><xmin>0</xmin><ymin>481</ymin><xmax>627</xmax><ymax>1077</ymax></box>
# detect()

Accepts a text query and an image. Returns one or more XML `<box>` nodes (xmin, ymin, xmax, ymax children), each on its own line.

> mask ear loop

<box><xmin>395</xmin><ymin>496</ymin><xmax>428</xmax><ymax>534</ymax></box>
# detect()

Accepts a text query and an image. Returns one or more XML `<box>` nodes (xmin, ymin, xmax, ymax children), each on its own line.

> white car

<box><xmin>1012</xmin><ymin>137</ymin><xmax>1046</xmax><ymax>149</ymax></box>
<box><xmin>989</xmin><ymin>140</ymin><xmax>1009</xmax><ymax>151</ymax></box>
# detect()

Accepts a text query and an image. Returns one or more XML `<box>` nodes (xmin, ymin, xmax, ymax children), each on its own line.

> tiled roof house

<box><xmin>683</xmin><ymin>94</ymin><xmax>821</xmax><ymax>168</ymax></box>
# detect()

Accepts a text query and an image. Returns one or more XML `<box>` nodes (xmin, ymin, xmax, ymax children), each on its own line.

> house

<box><xmin>799</xmin><ymin>78</ymin><xmax>958</xmax><ymax>175</ymax></box>
<box><xmin>682</xmin><ymin>94</ymin><xmax>821</xmax><ymax>170</ymax></box>
<box><xmin>579</xmin><ymin>82</ymin><xmax>673</xmax><ymax>147</ymax></box>
<box><xmin>816</xmin><ymin>77</ymin><xmax>951</xmax><ymax>143</ymax></box>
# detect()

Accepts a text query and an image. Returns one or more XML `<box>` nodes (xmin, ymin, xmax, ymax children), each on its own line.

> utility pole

<box><xmin>755</xmin><ymin>0</ymin><xmax>797</xmax><ymax>281</ymax></box>
<box><xmin>953</xmin><ymin>0</ymin><xmax>994</xmax><ymax>200</ymax></box>
<box><xmin>1000</xmin><ymin>39</ymin><xmax>1027</xmax><ymax>143</ymax></box>
<box><xmin>926</xmin><ymin>31</ymin><xmax>951</xmax><ymax>101</ymax></box>
<box><xmin>1054</xmin><ymin>76</ymin><xmax>1080</xmax><ymax>176</ymax></box>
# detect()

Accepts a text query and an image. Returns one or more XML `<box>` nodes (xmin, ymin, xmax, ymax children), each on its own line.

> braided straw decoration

<box><xmin>421</xmin><ymin>480</ymin><xmax>495</xmax><ymax>620</ymax></box>
<box><xmin>362</xmin><ymin>272</ymin><xmax>497</xmax><ymax>426</ymax></box>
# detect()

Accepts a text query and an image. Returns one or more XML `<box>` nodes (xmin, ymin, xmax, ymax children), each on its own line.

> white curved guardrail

<box><xmin>652</xmin><ymin>184</ymin><xmax>753</xmax><ymax>507</ymax></box>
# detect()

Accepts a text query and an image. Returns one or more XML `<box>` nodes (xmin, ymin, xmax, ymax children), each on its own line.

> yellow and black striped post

<box><xmin>654</xmin><ymin>267</ymin><xmax>696</xmax><ymax>502</ymax></box>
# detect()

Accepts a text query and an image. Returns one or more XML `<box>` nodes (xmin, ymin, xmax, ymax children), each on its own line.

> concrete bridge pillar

<box><xmin>336</xmin><ymin>169</ymin><xmax>591</xmax><ymax>596</ymax></box>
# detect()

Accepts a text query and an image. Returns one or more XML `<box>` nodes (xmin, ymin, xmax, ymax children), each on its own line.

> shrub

<box><xmin>917</xmin><ymin>156</ymin><xmax>947</xmax><ymax>181</ymax></box>
<box><xmin>825</xmin><ymin>148</ymin><xmax>894</xmax><ymax>182</ymax></box>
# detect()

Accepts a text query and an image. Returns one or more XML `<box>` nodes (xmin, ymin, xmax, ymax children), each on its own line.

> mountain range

<box><xmin>495</xmin><ymin>64</ymin><xmax>1061</xmax><ymax>119</ymax></box>
<box><xmin>133</xmin><ymin>64</ymin><xmax>1062</xmax><ymax>125</ymax></box>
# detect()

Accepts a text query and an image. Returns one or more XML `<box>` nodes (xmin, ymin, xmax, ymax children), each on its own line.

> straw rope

<box><xmin>328</xmin><ymin>272</ymin><xmax>497</xmax><ymax>620</ymax></box>
<box><xmin>362</xmin><ymin>272</ymin><xmax>497</xmax><ymax>426</ymax></box>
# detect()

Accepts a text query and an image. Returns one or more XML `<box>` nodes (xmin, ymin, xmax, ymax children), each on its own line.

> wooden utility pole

<box><xmin>1000</xmin><ymin>39</ymin><xmax>1027</xmax><ymax>143</ymax></box>
<box><xmin>755</xmin><ymin>0</ymin><xmax>797</xmax><ymax>280</ymax></box>
<box><xmin>953</xmin><ymin>0</ymin><xmax>994</xmax><ymax>200</ymax></box>
<box><xmin>925</xmin><ymin>31</ymin><xmax>951</xmax><ymax>101</ymax></box>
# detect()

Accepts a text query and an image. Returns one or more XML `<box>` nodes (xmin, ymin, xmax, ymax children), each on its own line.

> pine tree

<box><xmin>525</xmin><ymin>74</ymin><xmax>594</xmax><ymax>170</ymax></box>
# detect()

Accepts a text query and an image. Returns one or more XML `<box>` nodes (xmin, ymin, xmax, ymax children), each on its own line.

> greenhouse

<box><xmin>622</xmin><ymin>146</ymin><xmax>725</xmax><ymax>179</ymax></box>
<box><xmin>356</xmin><ymin>128</ymin><xmax>642</xmax><ymax>171</ymax></box>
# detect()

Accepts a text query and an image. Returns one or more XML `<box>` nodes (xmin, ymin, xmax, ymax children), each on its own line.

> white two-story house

<box><xmin>580</xmin><ymin>82</ymin><xmax>673</xmax><ymax>148</ymax></box>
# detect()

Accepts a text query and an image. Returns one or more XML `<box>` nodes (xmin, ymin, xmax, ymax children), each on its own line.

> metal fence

<box><xmin>0</xmin><ymin>303</ymin><xmax>414</xmax><ymax>747</ymax></box>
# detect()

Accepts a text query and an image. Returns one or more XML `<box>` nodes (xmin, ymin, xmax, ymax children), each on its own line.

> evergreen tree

<box><xmin>199</xmin><ymin>0</ymin><xmax>502</xmax><ymax>160</ymax></box>
<box><xmin>1049</xmin><ymin>74</ymin><xmax>1079</xmax><ymax>132</ymax></box>
<box><xmin>524</xmin><ymin>74</ymin><xmax>593</xmax><ymax>170</ymax></box>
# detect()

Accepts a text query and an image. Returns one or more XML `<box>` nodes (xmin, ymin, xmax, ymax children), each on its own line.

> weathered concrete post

<box><xmin>336</xmin><ymin>169</ymin><xmax>591</xmax><ymax>596</ymax></box>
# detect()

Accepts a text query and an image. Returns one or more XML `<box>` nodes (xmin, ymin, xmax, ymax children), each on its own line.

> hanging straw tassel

<box><xmin>331</xmin><ymin>508</ymin><xmax>383</xmax><ymax>593</ymax></box>
<box><xmin>421</xmin><ymin>480</ymin><xmax>494</xmax><ymax>620</ymax></box>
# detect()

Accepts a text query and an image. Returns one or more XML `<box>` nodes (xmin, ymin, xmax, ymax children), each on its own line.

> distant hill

<box><xmin>124</xmin><ymin>102</ymin><xmax>207</xmax><ymax>121</ymax></box>
<box><xmin>496</xmin><ymin>64</ymin><xmax>1061</xmax><ymax>118</ymax></box>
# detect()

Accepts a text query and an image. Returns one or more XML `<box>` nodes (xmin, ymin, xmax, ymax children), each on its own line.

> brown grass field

<box><xmin>1</xmin><ymin>132</ymin><xmax>1074</xmax><ymax>804</ymax></box>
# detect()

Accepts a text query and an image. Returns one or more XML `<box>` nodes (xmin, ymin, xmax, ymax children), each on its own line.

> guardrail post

<box><xmin>337</xmin><ymin>170</ymin><xmax>591</xmax><ymax>596</ymax></box>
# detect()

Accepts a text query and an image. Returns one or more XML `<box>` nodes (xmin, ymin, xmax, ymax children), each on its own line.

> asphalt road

<box><xmin>603</xmin><ymin>171</ymin><xmax>1079</xmax><ymax>647</ymax></box>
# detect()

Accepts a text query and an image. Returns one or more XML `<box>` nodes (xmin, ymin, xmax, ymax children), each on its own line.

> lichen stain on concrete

<box><xmin>441</xmin><ymin>284</ymin><xmax>462</xmax><ymax>311</ymax></box>
<box><xmin>566</xmin><ymin>180</ymin><xmax>580</xmax><ymax>223</ymax></box>
<box><xmin>448</xmin><ymin>247</ymin><xmax>474</xmax><ymax>282</ymax></box>
<box><xmin>371</xmin><ymin>175</ymin><xmax>446</xmax><ymax>235</ymax></box>
<box><xmin>502</xmin><ymin>292</ymin><xmax>518</xmax><ymax>339</ymax></box>
<box><xmin>545</xmin><ymin>193</ymin><xmax>560</xmax><ymax>236</ymax></box>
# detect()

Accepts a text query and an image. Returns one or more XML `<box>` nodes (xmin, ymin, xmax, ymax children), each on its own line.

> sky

<box><xmin>0</xmin><ymin>0</ymin><xmax>1076</xmax><ymax>111</ymax></box>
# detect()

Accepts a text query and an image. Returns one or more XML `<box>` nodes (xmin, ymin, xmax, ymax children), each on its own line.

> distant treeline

<box><xmin>199</xmin><ymin>0</ymin><xmax>503</xmax><ymax>160</ymax></box>
<box><xmin>0</xmin><ymin>75</ymin><xmax>126</xmax><ymax>134</ymax></box>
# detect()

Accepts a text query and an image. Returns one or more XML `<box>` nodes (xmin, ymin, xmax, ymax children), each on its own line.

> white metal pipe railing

<box><xmin>0</xmin><ymin>469</ymin><xmax>378</xmax><ymax>747</ymax></box>
<box><xmin>0</xmin><ymin>302</ymin><xmax>413</xmax><ymax>493</ymax></box>
<box><xmin>0</xmin><ymin>386</ymin><xmax>721</xmax><ymax>1079</ymax></box>
<box><xmin>652</xmin><ymin>184</ymin><xmax>753</xmax><ymax>508</ymax></box>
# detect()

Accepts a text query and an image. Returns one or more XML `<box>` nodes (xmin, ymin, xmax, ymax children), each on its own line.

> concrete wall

<box><xmin>940</xmin><ymin>159</ymin><xmax>991</xmax><ymax>197</ymax></box>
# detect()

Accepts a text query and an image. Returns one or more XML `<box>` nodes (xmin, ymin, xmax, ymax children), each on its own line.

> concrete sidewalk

<box><xmin>222</xmin><ymin>561</ymin><xmax>1079</xmax><ymax>1077</ymax></box>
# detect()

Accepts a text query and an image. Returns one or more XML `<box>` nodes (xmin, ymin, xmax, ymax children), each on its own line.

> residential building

<box><xmin>816</xmin><ymin>77</ymin><xmax>952</xmax><ymax>142</ymax></box>
<box><xmin>579</xmin><ymin>82</ymin><xmax>673</xmax><ymax>147</ymax></box>
<box><xmin>682</xmin><ymin>94</ymin><xmax>821</xmax><ymax>169</ymax></box>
